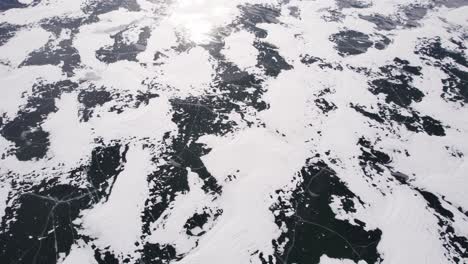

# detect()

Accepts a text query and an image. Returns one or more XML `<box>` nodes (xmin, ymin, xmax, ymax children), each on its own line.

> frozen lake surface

<box><xmin>0</xmin><ymin>0</ymin><xmax>467</xmax><ymax>263</ymax></box>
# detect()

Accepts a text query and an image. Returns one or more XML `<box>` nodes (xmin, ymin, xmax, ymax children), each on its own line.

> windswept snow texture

<box><xmin>1</xmin><ymin>0</ymin><xmax>468</xmax><ymax>263</ymax></box>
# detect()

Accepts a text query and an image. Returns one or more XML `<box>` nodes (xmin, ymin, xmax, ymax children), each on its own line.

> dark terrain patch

<box><xmin>263</xmin><ymin>159</ymin><xmax>382</xmax><ymax>264</ymax></box>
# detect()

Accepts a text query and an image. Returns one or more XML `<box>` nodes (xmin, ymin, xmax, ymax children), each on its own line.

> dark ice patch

<box><xmin>417</xmin><ymin>37</ymin><xmax>467</xmax><ymax>67</ymax></box>
<box><xmin>402</xmin><ymin>5</ymin><xmax>428</xmax><ymax>28</ymax></box>
<box><xmin>351</xmin><ymin>104</ymin><xmax>385</xmax><ymax>123</ymax></box>
<box><xmin>184</xmin><ymin>212</ymin><xmax>209</xmax><ymax>236</ymax></box>
<box><xmin>322</xmin><ymin>9</ymin><xmax>346</xmax><ymax>22</ymax></box>
<box><xmin>140</xmin><ymin>147</ymin><xmax>192</xmax><ymax>262</ymax></box>
<box><xmin>94</xmin><ymin>249</ymin><xmax>120</xmax><ymax>264</ymax></box>
<box><xmin>86</xmin><ymin>143</ymin><xmax>128</xmax><ymax>199</ymax></box>
<box><xmin>140</xmin><ymin>243</ymin><xmax>178</xmax><ymax>263</ymax></box>
<box><xmin>0</xmin><ymin>22</ymin><xmax>20</xmax><ymax>46</ymax></box>
<box><xmin>433</xmin><ymin>0</ymin><xmax>468</xmax><ymax>8</ymax></box>
<box><xmin>40</xmin><ymin>17</ymin><xmax>86</xmax><ymax>36</ymax></box>
<box><xmin>356</xmin><ymin>58</ymin><xmax>447</xmax><ymax>136</ymax></box>
<box><xmin>336</xmin><ymin>0</ymin><xmax>372</xmax><ymax>9</ymax></box>
<box><xmin>235</xmin><ymin>4</ymin><xmax>281</xmax><ymax>38</ymax></box>
<box><xmin>417</xmin><ymin>189</ymin><xmax>468</xmax><ymax>262</ymax></box>
<box><xmin>168</xmin><ymin>99</ymin><xmax>224</xmax><ymax>194</ymax></box>
<box><xmin>287</xmin><ymin>6</ymin><xmax>300</xmax><ymax>18</ymax></box>
<box><xmin>141</xmin><ymin>147</ymin><xmax>190</xmax><ymax>236</ymax></box>
<box><xmin>78</xmin><ymin>88</ymin><xmax>112</xmax><ymax>121</ymax></box>
<box><xmin>254</xmin><ymin>41</ymin><xmax>293</xmax><ymax>77</ymax></box>
<box><xmin>330</xmin><ymin>30</ymin><xmax>373</xmax><ymax>56</ymax></box>
<box><xmin>416</xmin><ymin>37</ymin><xmax>468</xmax><ymax>105</ymax></box>
<box><xmin>184</xmin><ymin>208</ymin><xmax>222</xmax><ymax>237</ymax></box>
<box><xmin>352</xmin><ymin>102</ymin><xmax>446</xmax><ymax>136</ymax></box>
<box><xmin>357</xmin><ymin>137</ymin><xmax>392</xmax><ymax>179</ymax></box>
<box><xmin>0</xmin><ymin>0</ymin><xmax>40</xmax><ymax>11</ymax></box>
<box><xmin>22</xmin><ymin>38</ymin><xmax>81</xmax><ymax>76</ymax></box>
<box><xmin>0</xmin><ymin>80</ymin><xmax>78</xmax><ymax>160</ymax></box>
<box><xmin>359</xmin><ymin>14</ymin><xmax>399</xmax><ymax>31</ymax></box>
<box><xmin>213</xmin><ymin>60</ymin><xmax>268</xmax><ymax>111</ymax></box>
<box><xmin>0</xmin><ymin>143</ymin><xmax>131</xmax><ymax>264</ymax></box>
<box><xmin>83</xmin><ymin>0</ymin><xmax>140</xmax><ymax>16</ymax></box>
<box><xmin>96</xmin><ymin>26</ymin><xmax>151</xmax><ymax>63</ymax></box>
<box><xmin>0</xmin><ymin>183</ymin><xmax>93</xmax><ymax>264</ymax></box>
<box><xmin>263</xmin><ymin>160</ymin><xmax>382</xmax><ymax>264</ymax></box>
<box><xmin>300</xmin><ymin>55</ymin><xmax>344</xmax><ymax>71</ymax></box>
<box><xmin>373</xmin><ymin>34</ymin><xmax>392</xmax><ymax>50</ymax></box>
<box><xmin>370</xmin><ymin>58</ymin><xmax>424</xmax><ymax>107</ymax></box>
<box><xmin>315</xmin><ymin>98</ymin><xmax>337</xmax><ymax>114</ymax></box>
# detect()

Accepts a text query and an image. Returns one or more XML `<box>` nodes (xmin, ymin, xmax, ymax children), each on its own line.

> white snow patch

<box><xmin>148</xmin><ymin>169</ymin><xmax>212</xmax><ymax>254</ymax></box>
<box><xmin>0</xmin><ymin>183</ymin><xmax>10</xmax><ymax>221</ymax></box>
<box><xmin>0</xmin><ymin>65</ymin><xmax>63</xmax><ymax>118</ymax></box>
<box><xmin>156</xmin><ymin>47</ymin><xmax>215</xmax><ymax>97</ymax></box>
<box><xmin>42</xmin><ymin>93</ymin><xmax>93</xmax><ymax>167</ymax></box>
<box><xmin>0</xmin><ymin>27</ymin><xmax>51</xmax><ymax>67</ymax></box>
<box><xmin>80</xmin><ymin>144</ymin><xmax>153</xmax><ymax>256</ymax></box>
<box><xmin>61</xmin><ymin>242</ymin><xmax>97</xmax><ymax>264</ymax></box>
<box><xmin>222</xmin><ymin>30</ymin><xmax>258</xmax><ymax>70</ymax></box>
